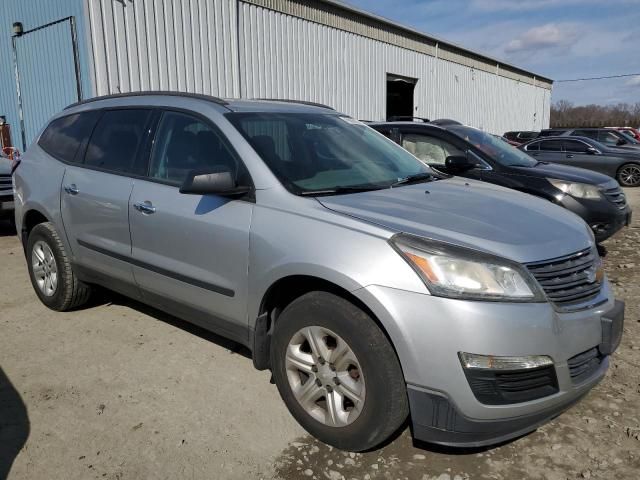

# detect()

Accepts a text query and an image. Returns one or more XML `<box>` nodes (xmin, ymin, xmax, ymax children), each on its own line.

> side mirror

<box><xmin>586</xmin><ymin>147</ymin><xmax>599</xmax><ymax>155</ymax></box>
<box><xmin>445</xmin><ymin>155</ymin><xmax>475</xmax><ymax>173</ymax></box>
<box><xmin>179</xmin><ymin>168</ymin><xmax>251</xmax><ymax>196</ymax></box>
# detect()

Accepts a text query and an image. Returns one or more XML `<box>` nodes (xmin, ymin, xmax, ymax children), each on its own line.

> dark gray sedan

<box><xmin>520</xmin><ymin>136</ymin><xmax>640</xmax><ymax>187</ymax></box>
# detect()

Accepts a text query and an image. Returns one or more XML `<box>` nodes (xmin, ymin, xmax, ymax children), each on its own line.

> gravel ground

<box><xmin>1</xmin><ymin>188</ymin><xmax>638</xmax><ymax>480</ymax></box>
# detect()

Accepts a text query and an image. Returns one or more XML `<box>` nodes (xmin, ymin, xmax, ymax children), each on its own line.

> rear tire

<box><xmin>270</xmin><ymin>291</ymin><xmax>408</xmax><ymax>451</ymax></box>
<box><xmin>616</xmin><ymin>163</ymin><xmax>640</xmax><ymax>187</ymax></box>
<box><xmin>26</xmin><ymin>222</ymin><xmax>92</xmax><ymax>311</ymax></box>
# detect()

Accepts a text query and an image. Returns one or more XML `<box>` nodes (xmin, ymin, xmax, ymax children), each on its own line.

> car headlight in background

<box><xmin>547</xmin><ymin>178</ymin><xmax>601</xmax><ymax>199</ymax></box>
<box><xmin>390</xmin><ymin>234</ymin><xmax>546</xmax><ymax>302</ymax></box>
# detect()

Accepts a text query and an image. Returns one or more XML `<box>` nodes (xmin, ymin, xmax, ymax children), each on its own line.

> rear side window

<box><xmin>524</xmin><ymin>142</ymin><xmax>539</xmax><ymax>151</ymax></box>
<box><xmin>598</xmin><ymin>130</ymin><xmax>622</xmax><ymax>146</ymax></box>
<box><xmin>38</xmin><ymin>111</ymin><xmax>100</xmax><ymax>163</ymax></box>
<box><xmin>84</xmin><ymin>109</ymin><xmax>151</xmax><ymax>175</ymax></box>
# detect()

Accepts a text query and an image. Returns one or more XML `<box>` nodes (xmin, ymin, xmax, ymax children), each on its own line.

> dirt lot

<box><xmin>1</xmin><ymin>189</ymin><xmax>639</xmax><ymax>480</ymax></box>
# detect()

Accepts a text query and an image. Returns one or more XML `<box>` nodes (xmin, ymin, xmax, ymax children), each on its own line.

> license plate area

<box><xmin>600</xmin><ymin>300</ymin><xmax>624</xmax><ymax>355</ymax></box>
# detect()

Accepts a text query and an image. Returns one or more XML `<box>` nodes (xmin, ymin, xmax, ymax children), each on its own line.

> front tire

<box><xmin>617</xmin><ymin>163</ymin><xmax>640</xmax><ymax>187</ymax></box>
<box><xmin>270</xmin><ymin>291</ymin><xmax>408</xmax><ymax>451</ymax></box>
<box><xmin>26</xmin><ymin>222</ymin><xmax>92</xmax><ymax>311</ymax></box>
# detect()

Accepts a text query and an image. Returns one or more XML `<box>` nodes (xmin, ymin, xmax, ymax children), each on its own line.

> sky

<box><xmin>342</xmin><ymin>0</ymin><xmax>640</xmax><ymax>106</ymax></box>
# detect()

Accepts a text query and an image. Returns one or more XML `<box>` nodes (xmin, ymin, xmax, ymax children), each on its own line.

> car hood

<box><xmin>510</xmin><ymin>162</ymin><xmax>613</xmax><ymax>185</ymax></box>
<box><xmin>318</xmin><ymin>178</ymin><xmax>592</xmax><ymax>264</ymax></box>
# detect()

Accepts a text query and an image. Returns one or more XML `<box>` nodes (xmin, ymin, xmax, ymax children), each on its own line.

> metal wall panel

<box><xmin>0</xmin><ymin>0</ymin><xmax>92</xmax><ymax>147</ymax></box>
<box><xmin>86</xmin><ymin>0</ymin><xmax>240</xmax><ymax>98</ymax></box>
<box><xmin>239</xmin><ymin>3</ymin><xmax>550</xmax><ymax>133</ymax></box>
<box><xmin>15</xmin><ymin>20</ymin><xmax>81</xmax><ymax>147</ymax></box>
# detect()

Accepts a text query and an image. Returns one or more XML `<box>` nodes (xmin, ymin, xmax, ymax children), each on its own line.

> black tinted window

<box><xmin>148</xmin><ymin>111</ymin><xmax>244</xmax><ymax>186</ymax></box>
<box><xmin>572</xmin><ymin>130</ymin><xmax>598</xmax><ymax>140</ymax></box>
<box><xmin>563</xmin><ymin>140</ymin><xmax>590</xmax><ymax>153</ymax></box>
<box><xmin>84</xmin><ymin>109</ymin><xmax>151</xmax><ymax>174</ymax></box>
<box><xmin>539</xmin><ymin>140</ymin><xmax>563</xmax><ymax>151</ymax></box>
<box><xmin>38</xmin><ymin>112</ymin><xmax>100</xmax><ymax>163</ymax></box>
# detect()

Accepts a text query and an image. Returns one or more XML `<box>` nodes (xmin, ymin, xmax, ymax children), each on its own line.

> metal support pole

<box><xmin>69</xmin><ymin>16</ymin><xmax>83</xmax><ymax>101</ymax></box>
<box><xmin>11</xmin><ymin>35</ymin><xmax>27</xmax><ymax>152</ymax></box>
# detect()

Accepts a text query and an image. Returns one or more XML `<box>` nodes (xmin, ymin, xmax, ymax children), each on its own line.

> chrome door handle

<box><xmin>566</xmin><ymin>154</ymin><xmax>574</xmax><ymax>158</ymax></box>
<box><xmin>134</xmin><ymin>201</ymin><xmax>156</xmax><ymax>214</ymax></box>
<box><xmin>64</xmin><ymin>184</ymin><xmax>79</xmax><ymax>195</ymax></box>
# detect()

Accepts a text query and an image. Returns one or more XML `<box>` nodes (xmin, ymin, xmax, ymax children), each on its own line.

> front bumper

<box><xmin>0</xmin><ymin>192</ymin><xmax>14</xmax><ymax>217</ymax></box>
<box><xmin>558</xmin><ymin>195</ymin><xmax>631</xmax><ymax>243</ymax></box>
<box><xmin>355</xmin><ymin>285</ymin><xmax>624</xmax><ymax>447</ymax></box>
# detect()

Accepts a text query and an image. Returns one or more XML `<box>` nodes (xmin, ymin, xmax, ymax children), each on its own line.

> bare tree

<box><xmin>551</xmin><ymin>101</ymin><xmax>640</xmax><ymax>128</ymax></box>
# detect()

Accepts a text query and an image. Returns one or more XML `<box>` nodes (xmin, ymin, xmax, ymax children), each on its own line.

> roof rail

<box><xmin>253</xmin><ymin>98</ymin><xmax>335</xmax><ymax>110</ymax></box>
<box><xmin>387</xmin><ymin>116</ymin><xmax>430</xmax><ymax>122</ymax></box>
<box><xmin>65</xmin><ymin>91</ymin><xmax>229</xmax><ymax>110</ymax></box>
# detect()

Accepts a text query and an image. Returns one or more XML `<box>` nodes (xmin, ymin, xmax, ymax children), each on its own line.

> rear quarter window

<box><xmin>38</xmin><ymin>111</ymin><xmax>100</xmax><ymax>163</ymax></box>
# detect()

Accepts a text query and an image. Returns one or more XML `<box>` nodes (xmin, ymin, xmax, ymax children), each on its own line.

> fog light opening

<box><xmin>459</xmin><ymin>352</ymin><xmax>554</xmax><ymax>370</ymax></box>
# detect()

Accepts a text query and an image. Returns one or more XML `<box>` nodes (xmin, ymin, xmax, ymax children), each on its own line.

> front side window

<box><xmin>84</xmin><ymin>109</ymin><xmax>151</xmax><ymax>174</ymax></box>
<box><xmin>401</xmin><ymin>133</ymin><xmax>464</xmax><ymax>166</ymax></box>
<box><xmin>148</xmin><ymin>111</ymin><xmax>245</xmax><ymax>186</ymax></box>
<box><xmin>447</xmin><ymin>125</ymin><xmax>537</xmax><ymax>167</ymax></box>
<box><xmin>227</xmin><ymin>113</ymin><xmax>432</xmax><ymax>194</ymax></box>
<box><xmin>598</xmin><ymin>131</ymin><xmax>622</xmax><ymax>146</ymax></box>
<box><xmin>572</xmin><ymin>130</ymin><xmax>598</xmax><ymax>140</ymax></box>
<box><xmin>38</xmin><ymin>111</ymin><xmax>100</xmax><ymax>163</ymax></box>
<box><xmin>563</xmin><ymin>140</ymin><xmax>590</xmax><ymax>153</ymax></box>
<box><xmin>539</xmin><ymin>140</ymin><xmax>563</xmax><ymax>152</ymax></box>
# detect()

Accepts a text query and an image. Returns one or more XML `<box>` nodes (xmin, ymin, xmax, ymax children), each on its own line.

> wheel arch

<box><xmin>21</xmin><ymin>208</ymin><xmax>51</xmax><ymax>253</ymax></box>
<box><xmin>252</xmin><ymin>274</ymin><xmax>402</xmax><ymax>373</ymax></box>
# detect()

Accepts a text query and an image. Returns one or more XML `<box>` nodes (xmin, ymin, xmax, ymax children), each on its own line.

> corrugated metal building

<box><xmin>0</xmin><ymin>0</ymin><xmax>553</xmax><ymax>150</ymax></box>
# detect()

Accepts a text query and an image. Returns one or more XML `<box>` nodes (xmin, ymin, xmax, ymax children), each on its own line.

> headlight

<box><xmin>547</xmin><ymin>178</ymin><xmax>601</xmax><ymax>199</ymax></box>
<box><xmin>390</xmin><ymin>234</ymin><xmax>546</xmax><ymax>302</ymax></box>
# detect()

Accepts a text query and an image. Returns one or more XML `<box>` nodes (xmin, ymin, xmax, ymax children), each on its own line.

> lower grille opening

<box><xmin>464</xmin><ymin>365</ymin><xmax>559</xmax><ymax>405</ymax></box>
<box><xmin>568</xmin><ymin>348</ymin><xmax>603</xmax><ymax>384</ymax></box>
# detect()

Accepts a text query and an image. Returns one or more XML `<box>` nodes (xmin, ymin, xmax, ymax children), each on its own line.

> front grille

<box><xmin>0</xmin><ymin>174</ymin><xmax>11</xmax><ymax>189</ymax></box>
<box><xmin>465</xmin><ymin>366</ymin><xmax>559</xmax><ymax>405</ymax></box>
<box><xmin>603</xmin><ymin>186</ymin><xmax>627</xmax><ymax>210</ymax></box>
<box><xmin>568</xmin><ymin>348</ymin><xmax>603</xmax><ymax>384</ymax></box>
<box><xmin>526</xmin><ymin>248</ymin><xmax>602</xmax><ymax>309</ymax></box>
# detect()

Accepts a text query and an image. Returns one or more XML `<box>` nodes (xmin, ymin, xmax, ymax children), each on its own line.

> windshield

<box><xmin>227</xmin><ymin>113</ymin><xmax>433</xmax><ymax>194</ymax></box>
<box><xmin>448</xmin><ymin>125</ymin><xmax>538</xmax><ymax>167</ymax></box>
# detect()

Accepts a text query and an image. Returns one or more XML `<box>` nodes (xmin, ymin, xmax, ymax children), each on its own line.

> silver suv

<box><xmin>14</xmin><ymin>93</ymin><xmax>624</xmax><ymax>451</ymax></box>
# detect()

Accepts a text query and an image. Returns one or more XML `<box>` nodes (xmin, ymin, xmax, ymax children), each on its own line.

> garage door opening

<box><xmin>386</xmin><ymin>74</ymin><xmax>417</xmax><ymax>121</ymax></box>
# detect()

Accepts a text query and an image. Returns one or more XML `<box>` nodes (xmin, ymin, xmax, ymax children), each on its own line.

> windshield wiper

<box><xmin>390</xmin><ymin>172</ymin><xmax>435</xmax><ymax>187</ymax></box>
<box><xmin>299</xmin><ymin>185</ymin><xmax>386</xmax><ymax>196</ymax></box>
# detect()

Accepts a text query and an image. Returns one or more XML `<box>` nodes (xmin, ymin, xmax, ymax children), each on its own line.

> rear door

<box><xmin>60</xmin><ymin>108</ymin><xmax>153</xmax><ymax>289</ymax></box>
<box><xmin>129</xmin><ymin>110</ymin><xmax>253</xmax><ymax>341</ymax></box>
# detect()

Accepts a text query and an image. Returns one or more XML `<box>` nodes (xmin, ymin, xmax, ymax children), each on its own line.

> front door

<box><xmin>398</xmin><ymin>130</ymin><xmax>484</xmax><ymax>180</ymax></box>
<box><xmin>129</xmin><ymin>110</ymin><xmax>253</xmax><ymax>341</ymax></box>
<box><xmin>61</xmin><ymin>109</ymin><xmax>152</xmax><ymax>288</ymax></box>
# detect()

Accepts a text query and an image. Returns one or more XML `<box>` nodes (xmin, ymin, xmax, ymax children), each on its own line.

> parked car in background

<box><xmin>612</xmin><ymin>127</ymin><xmax>640</xmax><ymax>141</ymax></box>
<box><xmin>520</xmin><ymin>136</ymin><xmax>640</xmax><ymax>189</ymax></box>
<box><xmin>503</xmin><ymin>130</ymin><xmax>539</xmax><ymax>145</ymax></box>
<box><xmin>539</xmin><ymin>128</ymin><xmax>640</xmax><ymax>149</ymax></box>
<box><xmin>14</xmin><ymin>93</ymin><xmax>624</xmax><ymax>451</ymax></box>
<box><xmin>370</xmin><ymin>121</ymin><xmax>631</xmax><ymax>242</ymax></box>
<box><xmin>0</xmin><ymin>154</ymin><xmax>14</xmax><ymax>224</ymax></box>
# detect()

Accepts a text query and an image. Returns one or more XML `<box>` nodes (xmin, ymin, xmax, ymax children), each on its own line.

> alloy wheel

<box><xmin>32</xmin><ymin>241</ymin><xmax>58</xmax><ymax>297</ymax></box>
<box><xmin>618</xmin><ymin>164</ymin><xmax>640</xmax><ymax>187</ymax></box>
